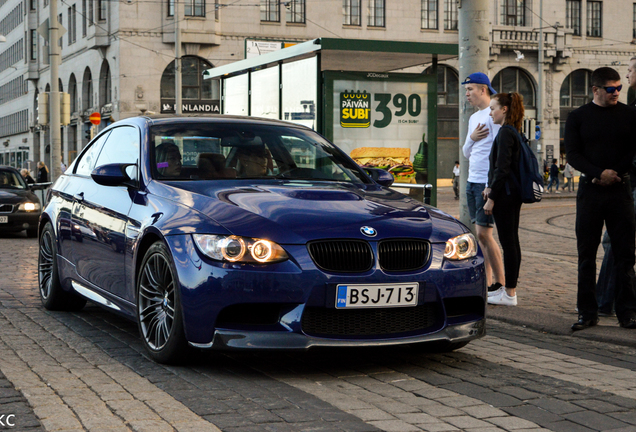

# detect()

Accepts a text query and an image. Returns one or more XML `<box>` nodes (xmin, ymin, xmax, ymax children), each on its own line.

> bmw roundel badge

<box><xmin>360</xmin><ymin>226</ymin><xmax>377</xmax><ymax>237</ymax></box>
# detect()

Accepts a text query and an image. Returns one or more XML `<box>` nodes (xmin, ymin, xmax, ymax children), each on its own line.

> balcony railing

<box><xmin>491</xmin><ymin>25</ymin><xmax>573</xmax><ymax>59</ymax></box>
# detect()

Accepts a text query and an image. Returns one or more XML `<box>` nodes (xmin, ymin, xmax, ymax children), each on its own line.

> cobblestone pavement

<box><xmin>436</xmin><ymin>186</ymin><xmax>580</xmax><ymax>318</ymax></box>
<box><xmin>3</xmin><ymin>191</ymin><xmax>636</xmax><ymax>431</ymax></box>
<box><xmin>436</xmin><ymin>186</ymin><xmax>634</xmax><ymax>347</ymax></box>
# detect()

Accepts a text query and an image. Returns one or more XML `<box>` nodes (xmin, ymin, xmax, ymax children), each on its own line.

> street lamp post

<box><xmin>537</xmin><ymin>0</ymin><xmax>544</xmax><ymax>168</ymax></box>
<box><xmin>175</xmin><ymin>0</ymin><xmax>182</xmax><ymax>114</ymax></box>
<box><xmin>49</xmin><ymin>0</ymin><xmax>62</xmax><ymax>182</ymax></box>
<box><xmin>458</xmin><ymin>0</ymin><xmax>491</xmax><ymax>228</ymax></box>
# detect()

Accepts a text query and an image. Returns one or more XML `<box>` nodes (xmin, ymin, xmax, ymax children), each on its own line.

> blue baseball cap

<box><xmin>461</xmin><ymin>72</ymin><xmax>497</xmax><ymax>95</ymax></box>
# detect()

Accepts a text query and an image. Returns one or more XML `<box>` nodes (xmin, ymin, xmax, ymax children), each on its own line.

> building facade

<box><xmin>0</xmin><ymin>0</ymin><xmax>633</xmax><ymax>178</ymax></box>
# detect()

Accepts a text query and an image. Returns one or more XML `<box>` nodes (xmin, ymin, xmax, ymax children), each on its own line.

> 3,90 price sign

<box><xmin>340</xmin><ymin>90</ymin><xmax>422</xmax><ymax>129</ymax></box>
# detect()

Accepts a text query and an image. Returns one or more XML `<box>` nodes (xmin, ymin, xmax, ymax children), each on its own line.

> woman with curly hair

<box><xmin>483</xmin><ymin>92</ymin><xmax>526</xmax><ymax>306</ymax></box>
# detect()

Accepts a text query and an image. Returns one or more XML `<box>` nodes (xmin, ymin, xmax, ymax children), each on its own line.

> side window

<box><xmin>95</xmin><ymin>126</ymin><xmax>140</xmax><ymax>166</ymax></box>
<box><xmin>74</xmin><ymin>131</ymin><xmax>111</xmax><ymax>176</ymax></box>
<box><xmin>95</xmin><ymin>126</ymin><xmax>140</xmax><ymax>181</ymax></box>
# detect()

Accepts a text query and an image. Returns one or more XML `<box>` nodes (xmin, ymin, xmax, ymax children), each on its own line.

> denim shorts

<box><xmin>466</xmin><ymin>182</ymin><xmax>494</xmax><ymax>227</ymax></box>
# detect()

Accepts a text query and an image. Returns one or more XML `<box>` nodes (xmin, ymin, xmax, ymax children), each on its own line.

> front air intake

<box><xmin>302</xmin><ymin>304</ymin><xmax>438</xmax><ymax>337</ymax></box>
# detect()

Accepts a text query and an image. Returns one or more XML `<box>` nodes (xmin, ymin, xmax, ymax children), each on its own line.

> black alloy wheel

<box><xmin>38</xmin><ymin>222</ymin><xmax>86</xmax><ymax>311</ymax></box>
<box><xmin>137</xmin><ymin>242</ymin><xmax>188</xmax><ymax>364</ymax></box>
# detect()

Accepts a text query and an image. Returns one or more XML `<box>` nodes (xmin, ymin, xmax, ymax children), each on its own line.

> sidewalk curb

<box><xmin>488</xmin><ymin>307</ymin><xmax>636</xmax><ymax>348</ymax></box>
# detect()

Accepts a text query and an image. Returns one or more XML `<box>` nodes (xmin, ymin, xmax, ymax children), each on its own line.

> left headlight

<box><xmin>193</xmin><ymin>234</ymin><xmax>289</xmax><ymax>264</ymax></box>
<box><xmin>444</xmin><ymin>233</ymin><xmax>478</xmax><ymax>260</ymax></box>
<box><xmin>18</xmin><ymin>202</ymin><xmax>40</xmax><ymax>212</ymax></box>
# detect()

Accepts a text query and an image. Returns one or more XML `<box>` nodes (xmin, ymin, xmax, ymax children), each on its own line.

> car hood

<box><xmin>149</xmin><ymin>180</ymin><xmax>465</xmax><ymax>244</ymax></box>
<box><xmin>0</xmin><ymin>188</ymin><xmax>38</xmax><ymax>205</ymax></box>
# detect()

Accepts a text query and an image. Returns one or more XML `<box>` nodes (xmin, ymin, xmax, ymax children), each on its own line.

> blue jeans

<box><xmin>466</xmin><ymin>182</ymin><xmax>494</xmax><ymax>227</ymax></box>
<box><xmin>546</xmin><ymin>176</ymin><xmax>559</xmax><ymax>192</ymax></box>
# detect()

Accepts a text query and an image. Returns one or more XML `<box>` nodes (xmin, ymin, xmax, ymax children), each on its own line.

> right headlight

<box><xmin>444</xmin><ymin>233</ymin><xmax>478</xmax><ymax>260</ymax></box>
<box><xmin>193</xmin><ymin>234</ymin><xmax>288</xmax><ymax>264</ymax></box>
<box><xmin>18</xmin><ymin>202</ymin><xmax>40</xmax><ymax>212</ymax></box>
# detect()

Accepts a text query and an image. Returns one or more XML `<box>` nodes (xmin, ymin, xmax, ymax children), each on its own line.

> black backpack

<box><xmin>503</xmin><ymin>125</ymin><xmax>544</xmax><ymax>203</ymax></box>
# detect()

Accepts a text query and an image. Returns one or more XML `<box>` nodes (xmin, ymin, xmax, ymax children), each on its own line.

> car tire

<box><xmin>137</xmin><ymin>241</ymin><xmax>189</xmax><ymax>364</ymax></box>
<box><xmin>38</xmin><ymin>222</ymin><xmax>87</xmax><ymax>311</ymax></box>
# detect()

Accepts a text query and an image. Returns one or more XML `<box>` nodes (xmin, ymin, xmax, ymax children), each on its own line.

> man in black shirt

<box><xmin>565</xmin><ymin>67</ymin><xmax>636</xmax><ymax>331</ymax></box>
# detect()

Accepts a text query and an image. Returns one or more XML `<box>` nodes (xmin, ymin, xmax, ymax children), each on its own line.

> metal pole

<box><xmin>458</xmin><ymin>0</ymin><xmax>491</xmax><ymax>228</ymax></box>
<box><xmin>49</xmin><ymin>0</ymin><xmax>61</xmax><ymax>181</ymax></box>
<box><xmin>175</xmin><ymin>0</ymin><xmax>182</xmax><ymax>115</ymax></box>
<box><xmin>537</xmin><ymin>0</ymin><xmax>544</xmax><ymax>168</ymax></box>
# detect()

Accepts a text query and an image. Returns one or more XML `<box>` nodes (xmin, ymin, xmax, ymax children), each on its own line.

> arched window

<box><xmin>424</xmin><ymin>64</ymin><xmax>459</xmax><ymax>186</ymax></box>
<box><xmin>68</xmin><ymin>74</ymin><xmax>77</xmax><ymax>113</ymax></box>
<box><xmin>560</xmin><ymin>69</ymin><xmax>593</xmax><ymax>141</ymax></box>
<box><xmin>160</xmin><ymin>56</ymin><xmax>220</xmax><ymax>113</ymax></box>
<box><xmin>436</xmin><ymin>65</ymin><xmax>459</xmax><ymax>106</ymax></box>
<box><xmin>423</xmin><ymin>64</ymin><xmax>459</xmax><ymax>105</ymax></box>
<box><xmin>58</xmin><ymin>79</ymin><xmax>64</xmax><ymax>93</ymax></box>
<box><xmin>99</xmin><ymin>60</ymin><xmax>111</xmax><ymax>105</ymax></box>
<box><xmin>560</xmin><ymin>69</ymin><xmax>593</xmax><ymax>108</ymax></box>
<box><xmin>82</xmin><ymin>67</ymin><xmax>93</xmax><ymax>111</ymax></box>
<box><xmin>491</xmin><ymin>67</ymin><xmax>535</xmax><ymax>107</ymax></box>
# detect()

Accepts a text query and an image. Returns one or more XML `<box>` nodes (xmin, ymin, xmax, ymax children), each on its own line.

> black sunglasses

<box><xmin>598</xmin><ymin>84</ymin><xmax>623</xmax><ymax>93</ymax></box>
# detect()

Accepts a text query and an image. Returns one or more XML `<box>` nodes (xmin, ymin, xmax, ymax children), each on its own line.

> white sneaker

<box><xmin>487</xmin><ymin>290</ymin><xmax>517</xmax><ymax>306</ymax></box>
<box><xmin>487</xmin><ymin>286</ymin><xmax>504</xmax><ymax>297</ymax></box>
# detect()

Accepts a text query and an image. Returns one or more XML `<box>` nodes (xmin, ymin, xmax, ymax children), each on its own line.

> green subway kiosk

<box><xmin>204</xmin><ymin>38</ymin><xmax>458</xmax><ymax>206</ymax></box>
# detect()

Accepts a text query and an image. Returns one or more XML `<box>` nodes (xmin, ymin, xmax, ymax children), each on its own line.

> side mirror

<box><xmin>364</xmin><ymin>167</ymin><xmax>394</xmax><ymax>187</ymax></box>
<box><xmin>91</xmin><ymin>163</ymin><xmax>136</xmax><ymax>187</ymax></box>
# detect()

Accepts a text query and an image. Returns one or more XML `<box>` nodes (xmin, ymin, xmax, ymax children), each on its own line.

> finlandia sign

<box><xmin>161</xmin><ymin>101</ymin><xmax>220</xmax><ymax>114</ymax></box>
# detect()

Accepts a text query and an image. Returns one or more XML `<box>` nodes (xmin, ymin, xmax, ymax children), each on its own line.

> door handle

<box><xmin>74</xmin><ymin>192</ymin><xmax>85</xmax><ymax>201</ymax></box>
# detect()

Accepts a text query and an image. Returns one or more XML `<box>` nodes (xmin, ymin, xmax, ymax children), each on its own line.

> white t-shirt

<box><xmin>452</xmin><ymin>165</ymin><xmax>460</xmax><ymax>177</ymax></box>
<box><xmin>462</xmin><ymin>107</ymin><xmax>500</xmax><ymax>184</ymax></box>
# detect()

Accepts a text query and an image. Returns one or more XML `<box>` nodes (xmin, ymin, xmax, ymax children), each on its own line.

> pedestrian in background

<box><xmin>562</xmin><ymin>162</ymin><xmax>575</xmax><ymax>192</ymax></box>
<box><xmin>452</xmin><ymin>161</ymin><xmax>460</xmax><ymax>200</ymax></box>
<box><xmin>37</xmin><ymin>161</ymin><xmax>48</xmax><ymax>183</ymax></box>
<box><xmin>546</xmin><ymin>159</ymin><xmax>560</xmax><ymax>193</ymax></box>
<box><xmin>565</xmin><ymin>66</ymin><xmax>636</xmax><ymax>331</ymax></box>
<box><xmin>594</xmin><ymin>56</ymin><xmax>636</xmax><ymax>318</ymax></box>
<box><xmin>483</xmin><ymin>93</ymin><xmax>526</xmax><ymax>306</ymax></box>
<box><xmin>20</xmin><ymin>169</ymin><xmax>35</xmax><ymax>184</ymax></box>
<box><xmin>461</xmin><ymin>72</ymin><xmax>505</xmax><ymax>295</ymax></box>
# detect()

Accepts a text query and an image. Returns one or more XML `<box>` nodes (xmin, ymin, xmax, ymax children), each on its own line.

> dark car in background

<box><xmin>0</xmin><ymin>166</ymin><xmax>41</xmax><ymax>237</ymax></box>
<box><xmin>38</xmin><ymin>115</ymin><xmax>486</xmax><ymax>364</ymax></box>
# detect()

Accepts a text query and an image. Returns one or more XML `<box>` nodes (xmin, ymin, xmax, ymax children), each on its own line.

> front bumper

<box><xmin>191</xmin><ymin>319</ymin><xmax>486</xmax><ymax>350</ymax></box>
<box><xmin>165</xmin><ymin>234</ymin><xmax>486</xmax><ymax>348</ymax></box>
<box><xmin>0</xmin><ymin>212</ymin><xmax>40</xmax><ymax>232</ymax></box>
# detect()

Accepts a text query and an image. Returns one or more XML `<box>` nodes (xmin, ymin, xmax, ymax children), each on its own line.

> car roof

<box><xmin>118</xmin><ymin>114</ymin><xmax>313</xmax><ymax>130</ymax></box>
<box><xmin>0</xmin><ymin>165</ymin><xmax>20</xmax><ymax>173</ymax></box>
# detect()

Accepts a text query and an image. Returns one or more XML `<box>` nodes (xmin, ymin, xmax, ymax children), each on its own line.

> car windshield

<box><xmin>0</xmin><ymin>169</ymin><xmax>26</xmax><ymax>189</ymax></box>
<box><xmin>149</xmin><ymin>122</ymin><xmax>370</xmax><ymax>185</ymax></box>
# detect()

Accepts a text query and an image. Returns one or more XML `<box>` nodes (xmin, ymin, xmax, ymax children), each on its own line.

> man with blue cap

<box><xmin>461</xmin><ymin>72</ymin><xmax>505</xmax><ymax>299</ymax></box>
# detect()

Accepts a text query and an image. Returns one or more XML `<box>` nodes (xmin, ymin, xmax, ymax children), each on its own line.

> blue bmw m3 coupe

<box><xmin>38</xmin><ymin>115</ymin><xmax>485</xmax><ymax>364</ymax></box>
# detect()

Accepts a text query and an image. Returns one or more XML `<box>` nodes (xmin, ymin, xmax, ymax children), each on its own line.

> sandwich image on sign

<box><xmin>350</xmin><ymin>147</ymin><xmax>416</xmax><ymax>183</ymax></box>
